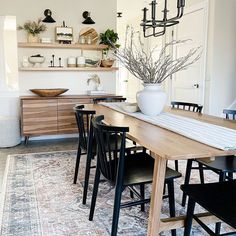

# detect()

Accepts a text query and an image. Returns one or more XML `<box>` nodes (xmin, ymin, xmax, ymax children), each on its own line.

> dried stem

<box><xmin>113</xmin><ymin>28</ymin><xmax>202</xmax><ymax>84</ymax></box>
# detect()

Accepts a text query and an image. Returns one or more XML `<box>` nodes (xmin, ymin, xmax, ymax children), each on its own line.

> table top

<box><xmin>85</xmin><ymin>104</ymin><xmax>236</xmax><ymax>160</ymax></box>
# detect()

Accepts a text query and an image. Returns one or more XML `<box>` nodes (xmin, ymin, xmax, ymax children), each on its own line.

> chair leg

<box><xmin>228</xmin><ymin>172</ymin><xmax>233</xmax><ymax>180</ymax></box>
<box><xmin>219</xmin><ymin>172</ymin><xmax>226</xmax><ymax>182</ymax></box>
<box><xmin>111</xmin><ymin>183</ymin><xmax>124</xmax><ymax>236</ymax></box>
<box><xmin>73</xmin><ymin>143</ymin><xmax>82</xmax><ymax>184</ymax></box>
<box><xmin>89</xmin><ymin>164</ymin><xmax>101</xmax><ymax>221</ymax></box>
<box><xmin>140</xmin><ymin>184</ymin><xmax>145</xmax><ymax>212</ymax></box>
<box><xmin>167</xmin><ymin>180</ymin><xmax>176</xmax><ymax>236</ymax></box>
<box><xmin>175</xmin><ymin>160</ymin><xmax>179</xmax><ymax>172</ymax></box>
<box><xmin>130</xmin><ymin>190</ymin><xmax>134</xmax><ymax>199</ymax></box>
<box><xmin>198</xmin><ymin>163</ymin><xmax>205</xmax><ymax>184</ymax></box>
<box><xmin>182</xmin><ymin>159</ymin><xmax>193</xmax><ymax>207</ymax></box>
<box><xmin>184</xmin><ymin>197</ymin><xmax>196</xmax><ymax>236</ymax></box>
<box><xmin>215</xmin><ymin>222</ymin><xmax>221</xmax><ymax>235</ymax></box>
<box><xmin>82</xmin><ymin>153</ymin><xmax>94</xmax><ymax>205</ymax></box>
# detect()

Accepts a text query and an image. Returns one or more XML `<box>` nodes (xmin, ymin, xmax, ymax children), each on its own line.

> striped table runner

<box><xmin>101</xmin><ymin>102</ymin><xmax>236</xmax><ymax>151</ymax></box>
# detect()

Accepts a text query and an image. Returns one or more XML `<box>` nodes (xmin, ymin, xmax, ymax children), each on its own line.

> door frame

<box><xmin>167</xmin><ymin>0</ymin><xmax>209</xmax><ymax>107</ymax></box>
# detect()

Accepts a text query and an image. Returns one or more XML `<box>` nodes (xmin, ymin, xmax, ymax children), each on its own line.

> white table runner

<box><xmin>101</xmin><ymin>102</ymin><xmax>236</xmax><ymax>151</ymax></box>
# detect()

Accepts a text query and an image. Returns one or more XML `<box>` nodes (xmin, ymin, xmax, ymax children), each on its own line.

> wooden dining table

<box><xmin>85</xmin><ymin>104</ymin><xmax>236</xmax><ymax>235</ymax></box>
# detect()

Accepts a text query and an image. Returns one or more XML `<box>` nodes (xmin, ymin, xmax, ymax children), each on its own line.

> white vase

<box><xmin>136</xmin><ymin>84</ymin><xmax>167</xmax><ymax>116</ymax></box>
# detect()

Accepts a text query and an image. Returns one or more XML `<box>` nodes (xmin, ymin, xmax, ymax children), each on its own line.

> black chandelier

<box><xmin>140</xmin><ymin>0</ymin><xmax>185</xmax><ymax>38</ymax></box>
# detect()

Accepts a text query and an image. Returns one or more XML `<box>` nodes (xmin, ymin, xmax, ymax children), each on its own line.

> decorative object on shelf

<box><xmin>77</xmin><ymin>51</ymin><xmax>86</xmax><ymax>67</ymax></box>
<box><xmin>140</xmin><ymin>0</ymin><xmax>185</xmax><ymax>38</ymax></box>
<box><xmin>114</xmin><ymin>27</ymin><xmax>201</xmax><ymax>116</ymax></box>
<box><xmin>41</xmin><ymin>37</ymin><xmax>52</xmax><ymax>43</ymax></box>
<box><xmin>30</xmin><ymin>88</ymin><xmax>69</xmax><ymax>97</ymax></box>
<box><xmin>28</xmin><ymin>54</ymin><xmax>45</xmax><ymax>67</ymax></box>
<box><xmin>100</xmin><ymin>29</ymin><xmax>120</xmax><ymax>60</ymax></box>
<box><xmin>17</xmin><ymin>18</ymin><xmax>47</xmax><ymax>43</ymax></box>
<box><xmin>67</xmin><ymin>57</ymin><xmax>76</xmax><ymax>67</ymax></box>
<box><xmin>79</xmin><ymin>35</ymin><xmax>86</xmax><ymax>44</ymax></box>
<box><xmin>48</xmin><ymin>54</ymin><xmax>63</xmax><ymax>68</ymax></box>
<box><xmin>117</xmin><ymin>12</ymin><xmax>122</xmax><ymax>18</ymax></box>
<box><xmin>100</xmin><ymin>59</ymin><xmax>115</xmax><ymax>68</ymax></box>
<box><xmin>22</xmin><ymin>56</ymin><xmax>29</xmax><ymax>68</ymax></box>
<box><xmin>42</xmin><ymin>9</ymin><xmax>56</xmax><ymax>23</ymax></box>
<box><xmin>82</xmin><ymin>11</ymin><xmax>95</xmax><ymax>24</ymax></box>
<box><xmin>87</xmin><ymin>74</ymin><xmax>101</xmax><ymax>91</ymax></box>
<box><xmin>56</xmin><ymin>26</ymin><xmax>73</xmax><ymax>44</ymax></box>
<box><xmin>85</xmin><ymin>58</ymin><xmax>100</xmax><ymax>67</ymax></box>
<box><xmin>79</xmin><ymin>27</ymin><xmax>98</xmax><ymax>44</ymax></box>
<box><xmin>77</xmin><ymin>57</ymin><xmax>86</xmax><ymax>67</ymax></box>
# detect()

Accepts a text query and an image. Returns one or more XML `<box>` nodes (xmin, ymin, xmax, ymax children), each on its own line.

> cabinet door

<box><xmin>58</xmin><ymin>98</ymin><xmax>91</xmax><ymax>133</ymax></box>
<box><xmin>21</xmin><ymin>99</ymin><xmax>57</xmax><ymax>136</ymax></box>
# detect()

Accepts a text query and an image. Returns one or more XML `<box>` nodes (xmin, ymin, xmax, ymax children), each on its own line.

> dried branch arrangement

<box><xmin>17</xmin><ymin>18</ymin><xmax>47</xmax><ymax>36</ymax></box>
<box><xmin>113</xmin><ymin>27</ymin><xmax>202</xmax><ymax>84</ymax></box>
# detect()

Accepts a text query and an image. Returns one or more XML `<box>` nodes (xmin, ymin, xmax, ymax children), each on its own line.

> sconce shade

<box><xmin>82</xmin><ymin>11</ymin><xmax>95</xmax><ymax>24</ymax></box>
<box><xmin>42</xmin><ymin>9</ymin><xmax>56</xmax><ymax>23</ymax></box>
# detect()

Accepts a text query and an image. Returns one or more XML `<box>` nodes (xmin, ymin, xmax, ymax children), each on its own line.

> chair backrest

<box><xmin>92</xmin><ymin>115</ymin><xmax>129</xmax><ymax>183</ymax></box>
<box><xmin>93</xmin><ymin>97</ymin><xmax>126</xmax><ymax>104</ymax></box>
<box><xmin>223</xmin><ymin>109</ymin><xmax>236</xmax><ymax>120</ymax></box>
<box><xmin>74</xmin><ymin>105</ymin><xmax>96</xmax><ymax>150</ymax></box>
<box><xmin>171</xmin><ymin>101</ymin><xmax>203</xmax><ymax>113</ymax></box>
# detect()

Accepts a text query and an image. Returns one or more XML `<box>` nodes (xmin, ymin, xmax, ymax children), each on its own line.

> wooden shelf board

<box><xmin>18</xmin><ymin>42</ymin><xmax>108</xmax><ymax>50</ymax></box>
<box><xmin>19</xmin><ymin>67</ymin><xmax>118</xmax><ymax>72</ymax></box>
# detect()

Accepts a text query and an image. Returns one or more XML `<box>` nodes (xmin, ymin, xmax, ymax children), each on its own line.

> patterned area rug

<box><xmin>0</xmin><ymin>151</ymin><xmax>232</xmax><ymax>235</ymax></box>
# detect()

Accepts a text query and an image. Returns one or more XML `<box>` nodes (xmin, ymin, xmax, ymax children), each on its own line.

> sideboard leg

<box><xmin>24</xmin><ymin>136</ymin><xmax>29</xmax><ymax>145</ymax></box>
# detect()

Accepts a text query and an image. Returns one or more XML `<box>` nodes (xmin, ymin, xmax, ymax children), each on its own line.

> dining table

<box><xmin>84</xmin><ymin>103</ymin><xmax>236</xmax><ymax>235</ymax></box>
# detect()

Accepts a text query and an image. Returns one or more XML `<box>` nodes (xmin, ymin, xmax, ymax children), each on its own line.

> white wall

<box><xmin>206</xmin><ymin>0</ymin><xmax>236</xmax><ymax>116</ymax></box>
<box><xmin>0</xmin><ymin>0</ymin><xmax>117</xmax><ymax>96</ymax></box>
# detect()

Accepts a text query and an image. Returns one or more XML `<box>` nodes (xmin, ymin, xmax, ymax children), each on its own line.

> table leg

<box><xmin>148</xmin><ymin>154</ymin><xmax>167</xmax><ymax>236</ymax></box>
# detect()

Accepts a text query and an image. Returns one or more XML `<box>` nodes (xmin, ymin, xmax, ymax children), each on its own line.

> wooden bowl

<box><xmin>30</xmin><ymin>88</ymin><xmax>69</xmax><ymax>97</ymax></box>
<box><xmin>100</xmin><ymin>59</ymin><xmax>115</xmax><ymax>68</ymax></box>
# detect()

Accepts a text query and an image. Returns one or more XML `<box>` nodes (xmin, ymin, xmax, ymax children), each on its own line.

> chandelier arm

<box><xmin>140</xmin><ymin>0</ymin><xmax>185</xmax><ymax>37</ymax></box>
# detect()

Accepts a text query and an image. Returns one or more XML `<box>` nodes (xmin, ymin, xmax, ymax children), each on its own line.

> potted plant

<box><xmin>99</xmin><ymin>29</ymin><xmax>120</xmax><ymax>67</ymax></box>
<box><xmin>17</xmin><ymin>18</ymin><xmax>47</xmax><ymax>43</ymax></box>
<box><xmin>114</xmin><ymin>27</ymin><xmax>202</xmax><ymax>116</ymax></box>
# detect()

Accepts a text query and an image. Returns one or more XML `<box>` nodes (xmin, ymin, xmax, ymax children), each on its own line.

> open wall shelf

<box><xmin>19</xmin><ymin>67</ymin><xmax>118</xmax><ymax>72</ymax></box>
<box><xmin>18</xmin><ymin>42</ymin><xmax>108</xmax><ymax>50</ymax></box>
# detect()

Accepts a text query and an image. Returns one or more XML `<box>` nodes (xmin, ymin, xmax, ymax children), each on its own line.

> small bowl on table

<box><xmin>30</xmin><ymin>88</ymin><xmax>69</xmax><ymax>97</ymax></box>
<box><xmin>121</xmin><ymin>103</ymin><xmax>139</xmax><ymax>113</ymax></box>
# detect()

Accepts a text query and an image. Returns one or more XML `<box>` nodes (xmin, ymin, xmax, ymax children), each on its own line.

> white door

<box><xmin>170</xmin><ymin>2</ymin><xmax>208</xmax><ymax>105</ymax></box>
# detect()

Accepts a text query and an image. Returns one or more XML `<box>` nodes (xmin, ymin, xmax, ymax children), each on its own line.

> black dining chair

<box><xmin>73</xmin><ymin>105</ymin><xmax>138</xmax><ymax>205</ymax></box>
<box><xmin>73</xmin><ymin>105</ymin><xmax>97</xmax><ymax>205</ymax></box>
<box><xmin>89</xmin><ymin>115</ymin><xmax>181</xmax><ymax>236</ymax></box>
<box><xmin>93</xmin><ymin>97</ymin><xmax>126</xmax><ymax>104</ymax></box>
<box><xmin>181</xmin><ymin>109</ymin><xmax>236</xmax><ymax>207</ymax></box>
<box><xmin>181</xmin><ymin>180</ymin><xmax>236</xmax><ymax>236</ymax></box>
<box><xmin>171</xmin><ymin>101</ymin><xmax>203</xmax><ymax>172</ymax></box>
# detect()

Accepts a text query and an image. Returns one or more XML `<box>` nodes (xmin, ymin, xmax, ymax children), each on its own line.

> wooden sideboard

<box><xmin>20</xmin><ymin>95</ymin><xmax>122</xmax><ymax>143</ymax></box>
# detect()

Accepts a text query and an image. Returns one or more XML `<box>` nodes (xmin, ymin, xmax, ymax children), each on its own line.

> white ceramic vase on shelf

<box><xmin>136</xmin><ymin>83</ymin><xmax>167</xmax><ymax>116</ymax></box>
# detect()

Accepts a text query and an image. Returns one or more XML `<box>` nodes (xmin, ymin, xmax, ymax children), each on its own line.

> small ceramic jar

<box><xmin>79</xmin><ymin>36</ymin><xmax>85</xmax><ymax>44</ymax></box>
<box><xmin>77</xmin><ymin>56</ymin><xmax>85</xmax><ymax>67</ymax></box>
<box><xmin>67</xmin><ymin>57</ymin><xmax>76</xmax><ymax>67</ymax></box>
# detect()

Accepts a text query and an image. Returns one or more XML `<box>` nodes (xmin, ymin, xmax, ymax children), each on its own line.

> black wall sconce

<box><xmin>82</xmin><ymin>11</ymin><xmax>95</xmax><ymax>24</ymax></box>
<box><xmin>42</xmin><ymin>9</ymin><xmax>56</xmax><ymax>23</ymax></box>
